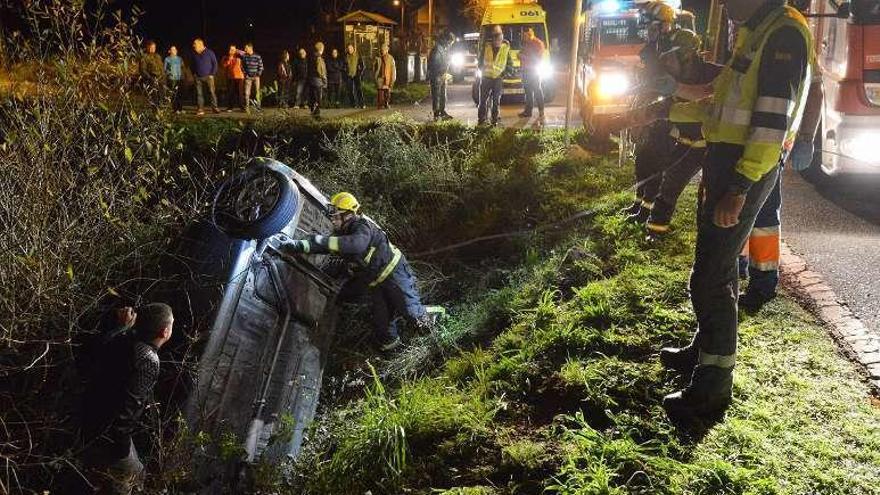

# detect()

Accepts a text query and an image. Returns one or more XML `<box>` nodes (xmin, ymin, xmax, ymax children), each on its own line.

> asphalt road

<box><xmin>199</xmin><ymin>77</ymin><xmax>580</xmax><ymax>130</ymax></box>
<box><xmin>782</xmin><ymin>168</ymin><xmax>880</xmax><ymax>333</ymax></box>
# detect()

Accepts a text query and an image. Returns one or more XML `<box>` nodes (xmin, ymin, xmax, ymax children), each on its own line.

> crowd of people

<box><xmin>137</xmin><ymin>37</ymin><xmax>399</xmax><ymax>117</ymax></box>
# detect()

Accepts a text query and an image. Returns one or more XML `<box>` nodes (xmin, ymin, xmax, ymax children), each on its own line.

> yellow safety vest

<box><xmin>482</xmin><ymin>42</ymin><xmax>510</xmax><ymax>79</ymax></box>
<box><xmin>670</xmin><ymin>5</ymin><xmax>816</xmax><ymax>181</ymax></box>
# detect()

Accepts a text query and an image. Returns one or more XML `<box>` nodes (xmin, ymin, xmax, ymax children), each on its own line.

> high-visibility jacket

<box><xmin>481</xmin><ymin>41</ymin><xmax>511</xmax><ymax>79</ymax></box>
<box><xmin>669</xmin><ymin>5</ymin><xmax>816</xmax><ymax>183</ymax></box>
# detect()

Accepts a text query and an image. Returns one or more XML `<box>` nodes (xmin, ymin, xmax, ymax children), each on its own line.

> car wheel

<box><xmin>213</xmin><ymin>163</ymin><xmax>300</xmax><ymax>240</ymax></box>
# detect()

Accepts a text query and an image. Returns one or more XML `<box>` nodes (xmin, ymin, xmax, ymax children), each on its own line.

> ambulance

<box><xmin>576</xmin><ymin>0</ymin><xmax>695</xmax><ymax>122</ymax></box>
<box><xmin>471</xmin><ymin>0</ymin><xmax>556</xmax><ymax>103</ymax></box>
<box><xmin>804</xmin><ymin>0</ymin><xmax>880</xmax><ymax>177</ymax></box>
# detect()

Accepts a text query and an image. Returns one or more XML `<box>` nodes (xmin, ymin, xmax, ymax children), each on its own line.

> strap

<box><xmin>368</xmin><ymin>245</ymin><xmax>402</xmax><ymax>287</ymax></box>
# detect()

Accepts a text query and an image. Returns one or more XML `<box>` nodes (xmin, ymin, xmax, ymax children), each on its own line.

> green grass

<box><xmin>295</xmin><ymin>175</ymin><xmax>880</xmax><ymax>494</ymax></box>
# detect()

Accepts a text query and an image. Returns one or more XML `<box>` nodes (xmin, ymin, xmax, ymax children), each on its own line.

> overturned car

<box><xmin>148</xmin><ymin>159</ymin><xmax>343</xmax><ymax>489</ymax></box>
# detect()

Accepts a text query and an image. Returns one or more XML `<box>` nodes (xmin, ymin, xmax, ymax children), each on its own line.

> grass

<box><xmin>294</xmin><ymin>175</ymin><xmax>880</xmax><ymax>494</ymax></box>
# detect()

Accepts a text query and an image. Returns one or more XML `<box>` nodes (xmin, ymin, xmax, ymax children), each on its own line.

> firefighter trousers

<box><xmin>744</xmin><ymin>171</ymin><xmax>782</xmax><ymax>299</ymax></box>
<box><xmin>646</xmin><ymin>142</ymin><xmax>705</xmax><ymax>232</ymax></box>
<box><xmin>633</xmin><ymin>122</ymin><xmax>675</xmax><ymax>208</ymax></box>
<box><xmin>370</xmin><ymin>260</ymin><xmax>427</xmax><ymax>344</ymax></box>
<box><xmin>688</xmin><ymin>144</ymin><xmax>781</xmax><ymax>368</ymax></box>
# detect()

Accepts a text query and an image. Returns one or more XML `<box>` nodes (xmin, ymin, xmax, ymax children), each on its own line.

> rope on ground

<box><xmin>411</xmin><ymin>146</ymin><xmax>695</xmax><ymax>258</ymax></box>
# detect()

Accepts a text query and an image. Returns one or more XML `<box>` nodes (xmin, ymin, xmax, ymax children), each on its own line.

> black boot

<box><xmin>659</xmin><ymin>345</ymin><xmax>698</xmax><ymax>375</ymax></box>
<box><xmin>739</xmin><ymin>290</ymin><xmax>776</xmax><ymax>313</ymax></box>
<box><xmin>663</xmin><ymin>365</ymin><xmax>733</xmax><ymax>420</ymax></box>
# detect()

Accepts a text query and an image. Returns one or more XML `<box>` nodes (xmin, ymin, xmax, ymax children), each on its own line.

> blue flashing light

<box><xmin>597</xmin><ymin>0</ymin><xmax>621</xmax><ymax>13</ymax></box>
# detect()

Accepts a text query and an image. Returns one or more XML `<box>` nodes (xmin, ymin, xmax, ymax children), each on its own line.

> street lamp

<box><xmin>393</xmin><ymin>0</ymin><xmax>405</xmax><ymax>35</ymax></box>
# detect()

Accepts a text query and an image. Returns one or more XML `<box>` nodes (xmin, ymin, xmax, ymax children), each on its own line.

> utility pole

<box><xmin>564</xmin><ymin>0</ymin><xmax>583</xmax><ymax>145</ymax></box>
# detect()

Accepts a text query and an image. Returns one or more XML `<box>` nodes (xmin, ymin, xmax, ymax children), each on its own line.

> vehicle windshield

<box><xmin>481</xmin><ymin>23</ymin><xmax>547</xmax><ymax>51</ymax></box>
<box><xmin>594</xmin><ymin>16</ymin><xmax>645</xmax><ymax>45</ymax></box>
<box><xmin>851</xmin><ymin>0</ymin><xmax>880</xmax><ymax>23</ymax></box>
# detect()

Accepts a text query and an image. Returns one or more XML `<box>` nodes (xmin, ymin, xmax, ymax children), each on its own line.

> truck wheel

<box><xmin>213</xmin><ymin>163</ymin><xmax>300</xmax><ymax>240</ymax></box>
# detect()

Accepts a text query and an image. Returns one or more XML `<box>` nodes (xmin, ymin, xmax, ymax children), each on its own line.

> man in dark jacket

<box><xmin>326</xmin><ymin>48</ymin><xmax>344</xmax><ymax>107</ymax></box>
<box><xmin>191</xmin><ymin>38</ymin><xmax>220</xmax><ymax>115</ymax></box>
<box><xmin>277</xmin><ymin>50</ymin><xmax>292</xmax><ymax>108</ymax></box>
<box><xmin>344</xmin><ymin>44</ymin><xmax>366</xmax><ymax>108</ymax></box>
<box><xmin>138</xmin><ymin>40</ymin><xmax>165</xmax><ymax>104</ymax></box>
<box><xmin>308</xmin><ymin>42</ymin><xmax>328</xmax><ymax>117</ymax></box>
<box><xmin>427</xmin><ymin>32</ymin><xmax>456</xmax><ymax>121</ymax></box>
<box><xmin>80</xmin><ymin>304</ymin><xmax>174</xmax><ymax>494</ymax></box>
<box><xmin>286</xmin><ymin>193</ymin><xmax>438</xmax><ymax>351</ymax></box>
<box><xmin>292</xmin><ymin>48</ymin><xmax>308</xmax><ymax>108</ymax></box>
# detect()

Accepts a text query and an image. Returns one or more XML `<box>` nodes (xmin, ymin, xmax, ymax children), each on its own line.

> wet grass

<box><xmin>295</xmin><ymin>181</ymin><xmax>880</xmax><ymax>494</ymax></box>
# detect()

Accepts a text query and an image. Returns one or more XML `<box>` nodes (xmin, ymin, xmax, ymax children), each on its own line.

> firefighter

<box><xmin>286</xmin><ymin>192</ymin><xmax>436</xmax><ymax>352</ymax></box>
<box><xmin>604</xmin><ymin>0</ymin><xmax>815</xmax><ymax>419</ymax></box>
<box><xmin>620</xmin><ymin>1</ymin><xmax>679</xmax><ymax>223</ymax></box>
<box><xmin>738</xmin><ymin>0</ymin><xmax>825</xmax><ymax>312</ymax></box>
<box><xmin>643</xmin><ymin>30</ymin><xmax>723</xmax><ymax>241</ymax></box>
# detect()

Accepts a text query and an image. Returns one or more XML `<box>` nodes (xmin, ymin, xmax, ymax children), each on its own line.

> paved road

<box><xmin>197</xmin><ymin>77</ymin><xmax>580</xmax><ymax>130</ymax></box>
<box><xmin>782</xmin><ymin>168</ymin><xmax>880</xmax><ymax>333</ymax></box>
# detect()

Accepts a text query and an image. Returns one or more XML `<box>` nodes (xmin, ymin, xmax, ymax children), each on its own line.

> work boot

<box><xmin>739</xmin><ymin>290</ymin><xmax>776</xmax><ymax>313</ymax></box>
<box><xmin>645</xmin><ymin>223</ymin><xmax>669</xmax><ymax>242</ymax></box>
<box><xmin>440</xmin><ymin>112</ymin><xmax>454</xmax><ymax>121</ymax></box>
<box><xmin>620</xmin><ymin>200</ymin><xmax>642</xmax><ymax>216</ymax></box>
<box><xmin>518</xmin><ymin>110</ymin><xmax>532</xmax><ymax>118</ymax></box>
<box><xmin>663</xmin><ymin>365</ymin><xmax>733</xmax><ymax>420</ymax></box>
<box><xmin>659</xmin><ymin>345</ymin><xmax>698</xmax><ymax>375</ymax></box>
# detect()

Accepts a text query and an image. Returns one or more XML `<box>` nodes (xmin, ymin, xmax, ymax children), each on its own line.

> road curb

<box><xmin>780</xmin><ymin>241</ymin><xmax>880</xmax><ymax>394</ymax></box>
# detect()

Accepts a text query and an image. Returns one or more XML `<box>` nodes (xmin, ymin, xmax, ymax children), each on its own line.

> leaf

<box><xmin>66</xmin><ymin>264</ymin><xmax>74</xmax><ymax>282</ymax></box>
<box><xmin>124</xmin><ymin>147</ymin><xmax>134</xmax><ymax>163</ymax></box>
<box><xmin>107</xmin><ymin>287</ymin><xmax>120</xmax><ymax>297</ymax></box>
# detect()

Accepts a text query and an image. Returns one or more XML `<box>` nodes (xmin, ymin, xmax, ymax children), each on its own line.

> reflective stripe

<box><xmin>301</xmin><ymin>240</ymin><xmax>311</xmax><ymax>253</ymax></box>
<box><xmin>368</xmin><ymin>246</ymin><xmax>402</xmax><ymax>287</ymax></box>
<box><xmin>641</xmin><ymin>200</ymin><xmax>655</xmax><ymax>210</ymax></box>
<box><xmin>750</xmin><ymin>127</ymin><xmax>787</xmax><ymax>143</ymax></box>
<box><xmin>699</xmin><ymin>350</ymin><xmax>736</xmax><ymax>368</ymax></box>
<box><xmin>749</xmin><ymin>232</ymin><xmax>779</xmax><ymax>265</ymax></box>
<box><xmin>328</xmin><ymin>236</ymin><xmax>340</xmax><ymax>252</ymax></box>
<box><xmin>675</xmin><ymin>136</ymin><xmax>707</xmax><ymax>148</ymax></box>
<box><xmin>754</xmin><ymin>96</ymin><xmax>795</xmax><ymax>116</ymax></box>
<box><xmin>364</xmin><ymin>246</ymin><xmax>376</xmax><ymax>264</ymax></box>
<box><xmin>646</xmin><ymin>222</ymin><xmax>669</xmax><ymax>233</ymax></box>
<box><xmin>751</xmin><ymin>225</ymin><xmax>780</xmax><ymax>237</ymax></box>
<box><xmin>750</xmin><ymin>260</ymin><xmax>780</xmax><ymax>271</ymax></box>
<box><xmin>720</xmin><ymin>106</ymin><xmax>752</xmax><ymax>126</ymax></box>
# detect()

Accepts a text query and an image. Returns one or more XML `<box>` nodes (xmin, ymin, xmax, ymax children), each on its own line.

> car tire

<box><xmin>212</xmin><ymin>163</ymin><xmax>300</xmax><ymax>240</ymax></box>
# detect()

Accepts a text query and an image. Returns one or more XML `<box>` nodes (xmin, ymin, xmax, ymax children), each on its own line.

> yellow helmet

<box><xmin>329</xmin><ymin>192</ymin><xmax>360</xmax><ymax>214</ymax></box>
<box><xmin>643</xmin><ymin>1</ymin><xmax>675</xmax><ymax>24</ymax></box>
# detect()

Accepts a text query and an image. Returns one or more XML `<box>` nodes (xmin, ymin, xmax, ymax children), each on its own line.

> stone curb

<box><xmin>779</xmin><ymin>242</ymin><xmax>880</xmax><ymax>394</ymax></box>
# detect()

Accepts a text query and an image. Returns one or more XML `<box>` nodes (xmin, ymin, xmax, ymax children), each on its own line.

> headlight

<box><xmin>865</xmin><ymin>83</ymin><xmax>880</xmax><ymax>106</ymax></box>
<box><xmin>537</xmin><ymin>60</ymin><xmax>553</xmax><ymax>80</ymax></box>
<box><xmin>840</xmin><ymin>132</ymin><xmax>880</xmax><ymax>164</ymax></box>
<box><xmin>595</xmin><ymin>72</ymin><xmax>631</xmax><ymax>99</ymax></box>
<box><xmin>451</xmin><ymin>53</ymin><xmax>465</xmax><ymax>69</ymax></box>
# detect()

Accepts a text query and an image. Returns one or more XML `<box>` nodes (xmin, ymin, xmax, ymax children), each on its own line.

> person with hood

<box><xmin>308</xmin><ymin>42</ymin><xmax>328</xmax><ymax>117</ymax></box>
<box><xmin>427</xmin><ymin>31</ymin><xmax>456</xmax><ymax>121</ymax></box>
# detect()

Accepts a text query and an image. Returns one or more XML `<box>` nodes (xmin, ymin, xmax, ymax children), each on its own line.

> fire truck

<box><xmin>803</xmin><ymin>0</ymin><xmax>880</xmax><ymax>178</ymax></box>
<box><xmin>575</xmin><ymin>0</ymin><xmax>695</xmax><ymax>125</ymax></box>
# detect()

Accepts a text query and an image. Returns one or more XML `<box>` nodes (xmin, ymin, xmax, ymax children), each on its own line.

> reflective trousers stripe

<box><xmin>646</xmin><ymin>222</ymin><xmax>669</xmax><ymax>233</ymax></box>
<box><xmin>328</xmin><ymin>236</ymin><xmax>340</xmax><ymax>252</ymax></box>
<box><xmin>699</xmin><ymin>350</ymin><xmax>736</xmax><ymax>368</ymax></box>
<box><xmin>749</xmin><ymin>227</ymin><xmax>780</xmax><ymax>270</ymax></box>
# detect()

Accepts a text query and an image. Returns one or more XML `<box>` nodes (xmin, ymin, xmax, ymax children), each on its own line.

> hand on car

<box><xmin>116</xmin><ymin>307</ymin><xmax>137</xmax><ymax>327</ymax></box>
<box><xmin>713</xmin><ymin>192</ymin><xmax>746</xmax><ymax>228</ymax></box>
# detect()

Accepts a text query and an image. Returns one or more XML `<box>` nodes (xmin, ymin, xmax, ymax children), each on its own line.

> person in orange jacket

<box><xmin>222</xmin><ymin>44</ymin><xmax>245</xmax><ymax>112</ymax></box>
